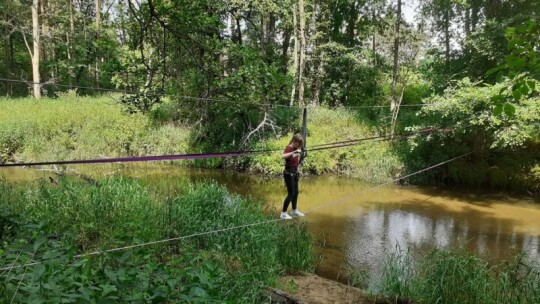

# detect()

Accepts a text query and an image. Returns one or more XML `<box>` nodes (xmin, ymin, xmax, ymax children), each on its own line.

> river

<box><xmin>2</xmin><ymin>164</ymin><xmax>540</xmax><ymax>285</ymax></box>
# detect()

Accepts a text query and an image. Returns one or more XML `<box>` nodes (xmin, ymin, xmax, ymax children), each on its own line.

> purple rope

<box><xmin>0</xmin><ymin>130</ymin><xmax>450</xmax><ymax>168</ymax></box>
<box><xmin>310</xmin><ymin>135</ymin><xmax>386</xmax><ymax>148</ymax></box>
<box><xmin>0</xmin><ymin>137</ymin><xmax>383</xmax><ymax>168</ymax></box>
<box><xmin>0</xmin><ymin>150</ymin><xmax>274</xmax><ymax>168</ymax></box>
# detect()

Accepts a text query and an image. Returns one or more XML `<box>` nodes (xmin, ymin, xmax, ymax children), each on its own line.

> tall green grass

<box><xmin>0</xmin><ymin>178</ymin><xmax>313</xmax><ymax>302</ymax></box>
<box><xmin>377</xmin><ymin>248</ymin><xmax>540</xmax><ymax>304</ymax></box>
<box><xmin>0</xmin><ymin>95</ymin><xmax>189</xmax><ymax>163</ymax></box>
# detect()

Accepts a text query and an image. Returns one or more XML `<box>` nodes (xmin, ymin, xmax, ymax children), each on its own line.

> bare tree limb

<box><xmin>19</xmin><ymin>29</ymin><xmax>34</xmax><ymax>61</ymax></box>
<box><xmin>241</xmin><ymin>112</ymin><xmax>278</xmax><ymax>148</ymax></box>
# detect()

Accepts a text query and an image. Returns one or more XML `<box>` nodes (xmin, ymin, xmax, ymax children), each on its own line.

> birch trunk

<box><xmin>290</xmin><ymin>4</ymin><xmax>299</xmax><ymax>106</ymax></box>
<box><xmin>390</xmin><ymin>0</ymin><xmax>402</xmax><ymax>137</ymax></box>
<box><xmin>298</xmin><ymin>0</ymin><xmax>306</xmax><ymax>108</ymax></box>
<box><xmin>32</xmin><ymin>0</ymin><xmax>41</xmax><ymax>99</ymax></box>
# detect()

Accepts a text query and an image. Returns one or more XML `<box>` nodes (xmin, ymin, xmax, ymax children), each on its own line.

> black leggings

<box><xmin>282</xmin><ymin>171</ymin><xmax>299</xmax><ymax>212</ymax></box>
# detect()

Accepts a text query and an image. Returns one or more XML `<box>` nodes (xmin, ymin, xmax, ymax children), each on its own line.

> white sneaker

<box><xmin>291</xmin><ymin>209</ymin><xmax>305</xmax><ymax>217</ymax></box>
<box><xmin>280</xmin><ymin>212</ymin><xmax>293</xmax><ymax>220</ymax></box>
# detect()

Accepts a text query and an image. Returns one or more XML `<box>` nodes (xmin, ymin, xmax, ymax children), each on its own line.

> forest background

<box><xmin>0</xmin><ymin>0</ymin><xmax>539</xmax><ymax>197</ymax></box>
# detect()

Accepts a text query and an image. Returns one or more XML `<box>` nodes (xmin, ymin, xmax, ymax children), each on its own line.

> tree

<box><xmin>30</xmin><ymin>0</ymin><xmax>41</xmax><ymax>99</ymax></box>
<box><xmin>420</xmin><ymin>0</ymin><xmax>457</xmax><ymax>66</ymax></box>
<box><xmin>488</xmin><ymin>19</ymin><xmax>540</xmax><ymax>117</ymax></box>
<box><xmin>298</xmin><ymin>0</ymin><xmax>307</xmax><ymax>107</ymax></box>
<box><xmin>2</xmin><ymin>0</ymin><xmax>14</xmax><ymax>96</ymax></box>
<box><xmin>390</xmin><ymin>0</ymin><xmax>403</xmax><ymax>137</ymax></box>
<box><xmin>413</xmin><ymin>77</ymin><xmax>539</xmax><ymax>151</ymax></box>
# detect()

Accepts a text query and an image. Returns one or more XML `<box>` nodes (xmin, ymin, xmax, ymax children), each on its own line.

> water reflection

<box><xmin>2</xmin><ymin>164</ymin><xmax>540</xmax><ymax>283</ymax></box>
<box><xmin>337</xmin><ymin>197</ymin><xmax>540</xmax><ymax>284</ymax></box>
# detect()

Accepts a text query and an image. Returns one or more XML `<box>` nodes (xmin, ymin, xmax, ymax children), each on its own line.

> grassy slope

<box><xmin>0</xmin><ymin>95</ymin><xmax>190</xmax><ymax>163</ymax></box>
<box><xmin>241</xmin><ymin>107</ymin><xmax>403</xmax><ymax>183</ymax></box>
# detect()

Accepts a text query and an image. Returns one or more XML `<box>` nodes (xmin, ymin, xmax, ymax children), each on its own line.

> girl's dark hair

<box><xmin>290</xmin><ymin>133</ymin><xmax>303</xmax><ymax>145</ymax></box>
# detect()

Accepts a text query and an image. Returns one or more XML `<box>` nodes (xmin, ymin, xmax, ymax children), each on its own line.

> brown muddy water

<box><xmin>2</xmin><ymin>164</ymin><xmax>540</xmax><ymax>284</ymax></box>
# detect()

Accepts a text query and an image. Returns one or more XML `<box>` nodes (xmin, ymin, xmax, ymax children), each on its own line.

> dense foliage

<box><xmin>0</xmin><ymin>178</ymin><xmax>313</xmax><ymax>302</ymax></box>
<box><xmin>1</xmin><ymin>0</ymin><xmax>538</xmax><ymax>152</ymax></box>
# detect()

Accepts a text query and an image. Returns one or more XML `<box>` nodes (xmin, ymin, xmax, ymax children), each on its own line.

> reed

<box><xmin>378</xmin><ymin>247</ymin><xmax>540</xmax><ymax>304</ymax></box>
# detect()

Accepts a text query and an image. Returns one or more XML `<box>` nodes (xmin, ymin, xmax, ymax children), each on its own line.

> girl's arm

<box><xmin>281</xmin><ymin>149</ymin><xmax>301</xmax><ymax>159</ymax></box>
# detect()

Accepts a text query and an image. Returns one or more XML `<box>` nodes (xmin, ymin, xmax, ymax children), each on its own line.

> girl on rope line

<box><xmin>280</xmin><ymin>133</ymin><xmax>305</xmax><ymax>220</ymax></box>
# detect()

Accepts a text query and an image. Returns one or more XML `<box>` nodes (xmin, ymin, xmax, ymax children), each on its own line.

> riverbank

<box><xmin>276</xmin><ymin>273</ymin><xmax>367</xmax><ymax>304</ymax></box>
<box><xmin>277</xmin><ymin>247</ymin><xmax>540</xmax><ymax>304</ymax></box>
<box><xmin>0</xmin><ymin>96</ymin><xmax>405</xmax><ymax>185</ymax></box>
<box><xmin>1</xmin><ymin>96</ymin><xmax>538</xmax><ymax>198</ymax></box>
<box><xmin>0</xmin><ymin>96</ymin><xmax>190</xmax><ymax>164</ymax></box>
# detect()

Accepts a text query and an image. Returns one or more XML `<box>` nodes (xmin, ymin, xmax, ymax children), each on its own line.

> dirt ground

<box><xmin>278</xmin><ymin>273</ymin><xmax>367</xmax><ymax>304</ymax></box>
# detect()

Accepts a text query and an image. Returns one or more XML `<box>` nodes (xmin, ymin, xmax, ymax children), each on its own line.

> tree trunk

<box><xmin>236</xmin><ymin>14</ymin><xmax>242</xmax><ymax>45</ymax></box>
<box><xmin>95</xmin><ymin>0</ymin><xmax>101</xmax><ymax>31</ymax></box>
<box><xmin>463</xmin><ymin>4</ymin><xmax>471</xmax><ymax>58</ymax></box>
<box><xmin>444</xmin><ymin>6</ymin><xmax>450</xmax><ymax>65</ymax></box>
<box><xmin>471</xmin><ymin>0</ymin><xmax>479</xmax><ymax>32</ymax></box>
<box><xmin>262</xmin><ymin>15</ymin><xmax>268</xmax><ymax>55</ymax></box>
<box><xmin>95</xmin><ymin>0</ymin><xmax>100</xmax><ymax>88</ymax></box>
<box><xmin>372</xmin><ymin>11</ymin><xmax>377</xmax><ymax>67</ymax></box>
<box><xmin>310</xmin><ymin>0</ymin><xmax>322</xmax><ymax>106</ymax></box>
<box><xmin>347</xmin><ymin>3</ymin><xmax>357</xmax><ymax>46</ymax></box>
<box><xmin>4</xmin><ymin>6</ymin><xmax>13</xmax><ymax>96</ymax></box>
<box><xmin>282</xmin><ymin>26</ymin><xmax>292</xmax><ymax>74</ymax></box>
<box><xmin>229</xmin><ymin>11</ymin><xmax>236</xmax><ymax>42</ymax></box>
<box><xmin>118</xmin><ymin>1</ymin><xmax>126</xmax><ymax>43</ymax></box>
<box><xmin>391</xmin><ymin>0</ymin><xmax>401</xmax><ymax>105</ymax></box>
<box><xmin>298</xmin><ymin>0</ymin><xmax>306</xmax><ymax>108</ymax></box>
<box><xmin>68</xmin><ymin>0</ymin><xmax>75</xmax><ymax>87</ymax></box>
<box><xmin>32</xmin><ymin>0</ymin><xmax>41</xmax><ymax>99</ymax></box>
<box><xmin>40</xmin><ymin>0</ymin><xmax>48</xmax><ymax>82</ymax></box>
<box><xmin>8</xmin><ymin>34</ymin><xmax>14</xmax><ymax>95</ymax></box>
<box><xmin>69</xmin><ymin>0</ymin><xmax>75</xmax><ymax>34</ymax></box>
<box><xmin>161</xmin><ymin>28</ymin><xmax>167</xmax><ymax>88</ymax></box>
<box><xmin>464</xmin><ymin>6</ymin><xmax>471</xmax><ymax>39</ymax></box>
<box><xmin>40</xmin><ymin>0</ymin><xmax>47</xmax><ymax>34</ymax></box>
<box><xmin>390</xmin><ymin>0</ymin><xmax>402</xmax><ymax>137</ymax></box>
<box><xmin>485</xmin><ymin>0</ymin><xmax>500</xmax><ymax>20</ymax></box>
<box><xmin>261</xmin><ymin>14</ymin><xmax>275</xmax><ymax>63</ymax></box>
<box><xmin>390</xmin><ymin>86</ymin><xmax>405</xmax><ymax>139</ymax></box>
<box><xmin>290</xmin><ymin>4</ymin><xmax>298</xmax><ymax>106</ymax></box>
<box><xmin>311</xmin><ymin>50</ymin><xmax>324</xmax><ymax>106</ymax></box>
<box><xmin>268</xmin><ymin>14</ymin><xmax>276</xmax><ymax>60</ymax></box>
